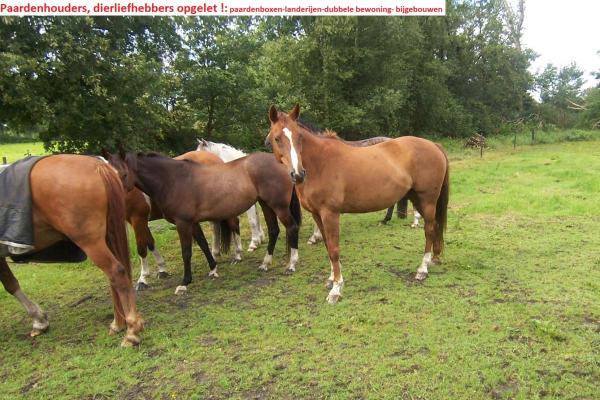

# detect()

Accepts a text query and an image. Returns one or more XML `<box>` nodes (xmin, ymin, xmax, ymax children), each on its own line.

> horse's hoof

<box><xmin>415</xmin><ymin>271</ymin><xmax>428</xmax><ymax>281</ymax></box>
<box><xmin>231</xmin><ymin>256</ymin><xmax>242</xmax><ymax>264</ymax></box>
<box><xmin>247</xmin><ymin>247</ymin><xmax>256</xmax><ymax>252</ymax></box>
<box><xmin>121</xmin><ymin>334</ymin><xmax>141</xmax><ymax>347</ymax></box>
<box><xmin>157</xmin><ymin>271</ymin><xmax>169</xmax><ymax>279</ymax></box>
<box><xmin>136</xmin><ymin>282</ymin><xmax>149</xmax><ymax>291</ymax></box>
<box><xmin>285</xmin><ymin>267</ymin><xmax>295</xmax><ymax>274</ymax></box>
<box><xmin>258</xmin><ymin>265</ymin><xmax>268</xmax><ymax>272</ymax></box>
<box><xmin>30</xmin><ymin>326</ymin><xmax>48</xmax><ymax>337</ymax></box>
<box><xmin>411</xmin><ymin>224</ymin><xmax>419</xmax><ymax>229</ymax></box>
<box><xmin>174</xmin><ymin>285</ymin><xmax>187</xmax><ymax>295</ymax></box>
<box><xmin>208</xmin><ymin>270</ymin><xmax>219</xmax><ymax>279</ymax></box>
<box><xmin>30</xmin><ymin>317</ymin><xmax>49</xmax><ymax>337</ymax></box>
<box><xmin>325</xmin><ymin>279</ymin><xmax>334</xmax><ymax>289</ymax></box>
<box><xmin>326</xmin><ymin>293</ymin><xmax>341</xmax><ymax>304</ymax></box>
<box><xmin>431</xmin><ymin>257</ymin><xmax>442</xmax><ymax>265</ymax></box>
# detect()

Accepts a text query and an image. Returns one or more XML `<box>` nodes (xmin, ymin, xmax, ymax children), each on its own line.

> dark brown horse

<box><xmin>0</xmin><ymin>155</ymin><xmax>143</xmax><ymax>346</ymax></box>
<box><xmin>112</xmin><ymin>150</ymin><xmax>242</xmax><ymax>291</ymax></box>
<box><xmin>267</xmin><ymin>105</ymin><xmax>449</xmax><ymax>303</ymax></box>
<box><xmin>107</xmin><ymin>151</ymin><xmax>301</xmax><ymax>294</ymax></box>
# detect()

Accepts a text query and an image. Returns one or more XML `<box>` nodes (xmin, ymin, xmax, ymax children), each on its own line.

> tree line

<box><xmin>0</xmin><ymin>5</ymin><xmax>598</xmax><ymax>154</ymax></box>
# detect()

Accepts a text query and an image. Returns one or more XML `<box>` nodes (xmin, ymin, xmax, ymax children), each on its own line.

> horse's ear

<box><xmin>196</xmin><ymin>138</ymin><xmax>206</xmax><ymax>145</ymax></box>
<box><xmin>269</xmin><ymin>105</ymin><xmax>278</xmax><ymax>123</ymax></box>
<box><xmin>289</xmin><ymin>103</ymin><xmax>300</xmax><ymax>121</ymax></box>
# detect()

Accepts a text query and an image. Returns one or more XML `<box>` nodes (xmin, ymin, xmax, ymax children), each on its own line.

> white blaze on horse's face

<box><xmin>283</xmin><ymin>127</ymin><xmax>300</xmax><ymax>174</ymax></box>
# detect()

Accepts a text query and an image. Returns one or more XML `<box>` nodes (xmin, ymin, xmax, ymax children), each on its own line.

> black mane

<box><xmin>296</xmin><ymin>118</ymin><xmax>323</xmax><ymax>135</ymax></box>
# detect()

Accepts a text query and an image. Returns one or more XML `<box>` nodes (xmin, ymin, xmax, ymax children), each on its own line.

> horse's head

<box><xmin>196</xmin><ymin>138</ymin><xmax>211</xmax><ymax>152</ymax></box>
<box><xmin>101</xmin><ymin>148</ymin><xmax>136</xmax><ymax>191</ymax></box>
<box><xmin>267</xmin><ymin>104</ymin><xmax>306</xmax><ymax>184</ymax></box>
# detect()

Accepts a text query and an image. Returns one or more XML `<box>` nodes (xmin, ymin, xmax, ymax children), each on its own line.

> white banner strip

<box><xmin>0</xmin><ymin>0</ymin><xmax>445</xmax><ymax>16</ymax></box>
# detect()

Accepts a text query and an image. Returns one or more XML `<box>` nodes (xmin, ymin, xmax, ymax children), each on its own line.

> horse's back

<box><xmin>31</xmin><ymin>155</ymin><xmax>116</xmax><ymax>246</ymax></box>
<box><xmin>175</xmin><ymin>150</ymin><xmax>223</xmax><ymax>165</ymax></box>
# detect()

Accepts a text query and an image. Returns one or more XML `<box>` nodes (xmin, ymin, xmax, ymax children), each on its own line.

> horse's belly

<box><xmin>197</xmin><ymin>194</ymin><xmax>255</xmax><ymax>221</ymax></box>
<box><xmin>340</xmin><ymin>173</ymin><xmax>409</xmax><ymax>213</ymax></box>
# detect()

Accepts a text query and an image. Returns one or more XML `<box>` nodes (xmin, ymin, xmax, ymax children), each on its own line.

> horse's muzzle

<box><xmin>291</xmin><ymin>170</ymin><xmax>306</xmax><ymax>184</ymax></box>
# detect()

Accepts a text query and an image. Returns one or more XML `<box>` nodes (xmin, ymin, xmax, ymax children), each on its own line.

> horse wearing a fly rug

<box><xmin>0</xmin><ymin>155</ymin><xmax>143</xmax><ymax>346</ymax></box>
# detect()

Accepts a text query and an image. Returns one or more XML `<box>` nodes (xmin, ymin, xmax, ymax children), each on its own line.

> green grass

<box><xmin>0</xmin><ymin>142</ymin><xmax>46</xmax><ymax>164</ymax></box>
<box><xmin>2</xmin><ymin>136</ymin><xmax>600</xmax><ymax>399</ymax></box>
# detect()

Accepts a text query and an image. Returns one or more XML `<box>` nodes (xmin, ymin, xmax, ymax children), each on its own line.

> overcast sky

<box><xmin>521</xmin><ymin>0</ymin><xmax>599</xmax><ymax>88</ymax></box>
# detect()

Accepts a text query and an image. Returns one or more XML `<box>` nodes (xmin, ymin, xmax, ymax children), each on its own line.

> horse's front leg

<box><xmin>320</xmin><ymin>210</ymin><xmax>343</xmax><ymax>304</ymax></box>
<box><xmin>192</xmin><ymin>223</ymin><xmax>219</xmax><ymax>278</ymax></box>
<box><xmin>257</xmin><ymin>201</ymin><xmax>279</xmax><ymax>271</ymax></box>
<box><xmin>175</xmin><ymin>222</ymin><xmax>194</xmax><ymax>294</ymax></box>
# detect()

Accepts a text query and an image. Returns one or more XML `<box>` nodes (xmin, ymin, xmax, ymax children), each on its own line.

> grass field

<box><xmin>1</xmin><ymin>135</ymin><xmax>600</xmax><ymax>399</ymax></box>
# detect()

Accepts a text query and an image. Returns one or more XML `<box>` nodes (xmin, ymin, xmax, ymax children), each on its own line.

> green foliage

<box><xmin>1</xmin><ymin>9</ymin><xmax>539</xmax><ymax>152</ymax></box>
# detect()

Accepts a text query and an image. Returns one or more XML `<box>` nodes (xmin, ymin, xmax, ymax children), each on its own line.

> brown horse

<box><xmin>0</xmin><ymin>155</ymin><xmax>143</xmax><ymax>346</ymax></box>
<box><xmin>116</xmin><ymin>150</ymin><xmax>242</xmax><ymax>291</ymax></box>
<box><xmin>107</xmin><ymin>151</ymin><xmax>301</xmax><ymax>294</ymax></box>
<box><xmin>267</xmin><ymin>105</ymin><xmax>449</xmax><ymax>303</ymax></box>
<box><xmin>304</xmin><ymin>129</ymin><xmax>420</xmax><ymax>243</ymax></box>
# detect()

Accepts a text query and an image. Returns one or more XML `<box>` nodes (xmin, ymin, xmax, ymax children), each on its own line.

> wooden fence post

<box><xmin>2</xmin><ymin>156</ymin><xmax>6</xmax><ymax>164</ymax></box>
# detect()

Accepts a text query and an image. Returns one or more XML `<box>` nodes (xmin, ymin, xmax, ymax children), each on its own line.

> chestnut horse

<box><xmin>266</xmin><ymin>105</ymin><xmax>449</xmax><ymax>303</ymax></box>
<box><xmin>0</xmin><ymin>155</ymin><xmax>143</xmax><ymax>346</ymax></box>
<box><xmin>108</xmin><ymin>151</ymin><xmax>301</xmax><ymax>294</ymax></box>
<box><xmin>113</xmin><ymin>150</ymin><xmax>242</xmax><ymax>291</ymax></box>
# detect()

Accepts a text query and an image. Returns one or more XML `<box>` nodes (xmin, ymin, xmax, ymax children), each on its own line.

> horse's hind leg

<box><xmin>228</xmin><ymin>217</ymin><xmax>243</xmax><ymax>263</ymax></box>
<box><xmin>307</xmin><ymin>223</ymin><xmax>323</xmax><ymax>244</ymax></box>
<box><xmin>0</xmin><ymin>257</ymin><xmax>49</xmax><ymax>336</ymax></box>
<box><xmin>397</xmin><ymin>197</ymin><xmax>408</xmax><ymax>219</ymax></box>
<box><xmin>82</xmin><ymin>243</ymin><xmax>143</xmax><ymax>346</ymax></box>
<box><xmin>211</xmin><ymin>221</ymin><xmax>221</xmax><ymax>258</ymax></box>
<box><xmin>174</xmin><ymin>222</ymin><xmax>194</xmax><ymax>294</ymax></box>
<box><xmin>257</xmin><ymin>201</ymin><xmax>279</xmax><ymax>271</ymax></box>
<box><xmin>192</xmin><ymin>223</ymin><xmax>219</xmax><ymax>278</ymax></box>
<box><xmin>130</xmin><ymin>216</ymin><xmax>155</xmax><ymax>291</ymax></box>
<box><xmin>381</xmin><ymin>205</ymin><xmax>394</xmax><ymax>225</ymax></box>
<box><xmin>246</xmin><ymin>204</ymin><xmax>264</xmax><ymax>252</ymax></box>
<box><xmin>409</xmin><ymin>195</ymin><xmax>436</xmax><ymax>281</ymax></box>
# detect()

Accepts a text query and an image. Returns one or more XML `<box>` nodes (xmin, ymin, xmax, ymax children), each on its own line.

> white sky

<box><xmin>521</xmin><ymin>0</ymin><xmax>600</xmax><ymax>88</ymax></box>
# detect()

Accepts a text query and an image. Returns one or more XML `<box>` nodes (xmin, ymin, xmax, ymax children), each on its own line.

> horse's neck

<box><xmin>135</xmin><ymin>159</ymin><xmax>172</xmax><ymax>202</ymax></box>
<box><xmin>301</xmin><ymin>131</ymin><xmax>338</xmax><ymax>171</ymax></box>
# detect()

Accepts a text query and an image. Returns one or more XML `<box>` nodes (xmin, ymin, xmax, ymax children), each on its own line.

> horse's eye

<box><xmin>275</xmin><ymin>137</ymin><xmax>281</xmax><ymax>143</ymax></box>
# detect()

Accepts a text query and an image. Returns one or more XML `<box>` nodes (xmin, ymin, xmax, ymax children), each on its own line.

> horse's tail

<box><xmin>286</xmin><ymin>188</ymin><xmax>302</xmax><ymax>252</ymax></box>
<box><xmin>98</xmin><ymin>164</ymin><xmax>131</xmax><ymax>280</ymax></box>
<box><xmin>219</xmin><ymin>219</ymin><xmax>235</xmax><ymax>254</ymax></box>
<box><xmin>435</xmin><ymin>143</ymin><xmax>450</xmax><ymax>252</ymax></box>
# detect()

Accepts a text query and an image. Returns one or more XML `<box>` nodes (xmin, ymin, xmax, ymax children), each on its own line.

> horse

<box><xmin>266</xmin><ymin>105</ymin><xmax>449</xmax><ymax>303</ymax></box>
<box><xmin>0</xmin><ymin>155</ymin><xmax>143</xmax><ymax>346</ymax></box>
<box><xmin>196</xmin><ymin>139</ymin><xmax>265</xmax><ymax>251</ymax></box>
<box><xmin>315</xmin><ymin>130</ymin><xmax>422</xmax><ymax>230</ymax></box>
<box><xmin>111</xmin><ymin>150</ymin><xmax>243</xmax><ymax>291</ymax></box>
<box><xmin>107</xmin><ymin>151</ymin><xmax>302</xmax><ymax>294</ymax></box>
<box><xmin>264</xmin><ymin>126</ymin><xmax>422</xmax><ymax>244</ymax></box>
